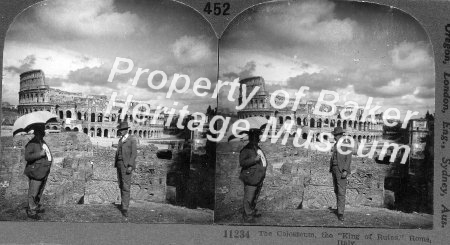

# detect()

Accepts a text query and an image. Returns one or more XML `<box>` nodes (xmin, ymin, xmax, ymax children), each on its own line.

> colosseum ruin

<box><xmin>17</xmin><ymin>70</ymin><xmax>165</xmax><ymax>139</ymax></box>
<box><xmin>237</xmin><ymin>76</ymin><xmax>383</xmax><ymax>141</ymax></box>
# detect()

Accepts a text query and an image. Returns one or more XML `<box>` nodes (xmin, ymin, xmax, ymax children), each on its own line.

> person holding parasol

<box><xmin>13</xmin><ymin>111</ymin><xmax>56</xmax><ymax>220</ymax></box>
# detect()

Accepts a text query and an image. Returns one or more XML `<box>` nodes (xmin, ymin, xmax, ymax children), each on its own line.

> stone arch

<box><xmin>91</xmin><ymin>113</ymin><xmax>96</xmax><ymax>122</ymax></box>
<box><xmin>83</xmin><ymin>128</ymin><xmax>88</xmax><ymax>134</ymax></box>
<box><xmin>112</xmin><ymin>114</ymin><xmax>116</xmax><ymax>122</ymax></box>
<box><xmin>285</xmin><ymin>116</ymin><xmax>292</xmax><ymax>122</ymax></box>
<box><xmin>45</xmin><ymin>125</ymin><xmax>50</xmax><ymax>129</ymax></box>
<box><xmin>353</xmin><ymin>121</ymin><xmax>357</xmax><ymax>129</ymax></box>
<box><xmin>303</xmin><ymin>118</ymin><xmax>308</xmax><ymax>126</ymax></box>
<box><xmin>59</xmin><ymin>111</ymin><xmax>64</xmax><ymax>119</ymax></box>
<box><xmin>297</xmin><ymin>117</ymin><xmax>302</xmax><ymax>125</ymax></box>
<box><xmin>138</xmin><ymin>130</ymin><xmax>142</xmax><ymax>138</ymax></box>
<box><xmin>349</xmin><ymin>120</ymin><xmax>353</xmax><ymax>129</ymax></box>
<box><xmin>133</xmin><ymin>130</ymin><xmax>138</xmax><ymax>135</ymax></box>
<box><xmin>73</xmin><ymin>127</ymin><xmax>79</xmax><ymax>132</ymax></box>
<box><xmin>310</xmin><ymin>118</ymin><xmax>315</xmax><ymax>128</ymax></box>
<box><xmin>266</xmin><ymin>115</ymin><xmax>270</xmax><ymax>120</ymax></box>
<box><xmin>90</xmin><ymin>127</ymin><xmax>95</xmax><ymax>137</ymax></box>
<box><xmin>143</xmin><ymin>131</ymin><xmax>147</xmax><ymax>138</ymax></box>
<box><xmin>337</xmin><ymin>120</ymin><xmax>341</xmax><ymax>127</ymax></box>
<box><xmin>104</xmin><ymin>129</ymin><xmax>108</xmax><ymax>137</ymax></box>
<box><xmin>96</xmin><ymin>128</ymin><xmax>102</xmax><ymax>137</ymax></box>
<box><xmin>278</xmin><ymin>116</ymin><xmax>283</xmax><ymax>125</ymax></box>
<box><xmin>84</xmin><ymin>112</ymin><xmax>88</xmax><ymax>121</ymax></box>
<box><xmin>77</xmin><ymin>112</ymin><xmax>82</xmax><ymax>120</ymax></box>
<box><xmin>358</xmin><ymin>122</ymin><xmax>362</xmax><ymax>131</ymax></box>
<box><xmin>98</xmin><ymin>113</ymin><xmax>103</xmax><ymax>123</ymax></box>
<box><xmin>343</xmin><ymin>120</ymin><xmax>347</xmax><ymax>129</ymax></box>
<box><xmin>65</xmin><ymin>127</ymin><xmax>71</xmax><ymax>131</ymax></box>
<box><xmin>363</xmin><ymin>122</ymin><xmax>367</xmax><ymax>131</ymax></box>
<box><xmin>317</xmin><ymin>118</ymin><xmax>322</xmax><ymax>128</ymax></box>
<box><xmin>128</xmin><ymin>130</ymin><xmax>132</xmax><ymax>135</ymax></box>
<box><xmin>151</xmin><ymin>131</ymin><xmax>154</xmax><ymax>138</ymax></box>
<box><xmin>330</xmin><ymin>119</ymin><xmax>335</xmax><ymax>127</ymax></box>
<box><xmin>66</xmin><ymin>110</ymin><xmax>72</xmax><ymax>119</ymax></box>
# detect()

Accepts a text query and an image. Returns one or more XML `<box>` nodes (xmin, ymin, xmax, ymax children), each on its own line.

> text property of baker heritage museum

<box><xmin>106</xmin><ymin>57</ymin><xmax>417</xmax><ymax>163</ymax></box>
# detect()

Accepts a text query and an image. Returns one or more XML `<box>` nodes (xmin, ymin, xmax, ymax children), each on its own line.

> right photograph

<box><xmin>215</xmin><ymin>0</ymin><xmax>434</xmax><ymax>228</ymax></box>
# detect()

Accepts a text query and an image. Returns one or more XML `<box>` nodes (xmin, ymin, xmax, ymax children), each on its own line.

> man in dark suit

<box><xmin>330</xmin><ymin>126</ymin><xmax>352</xmax><ymax>221</ymax></box>
<box><xmin>115</xmin><ymin>122</ymin><xmax>137</xmax><ymax>218</ymax></box>
<box><xmin>24</xmin><ymin>124</ymin><xmax>52</xmax><ymax>219</ymax></box>
<box><xmin>239</xmin><ymin>129</ymin><xmax>267</xmax><ymax>223</ymax></box>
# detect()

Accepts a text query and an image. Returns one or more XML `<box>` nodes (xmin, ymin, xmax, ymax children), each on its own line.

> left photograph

<box><xmin>0</xmin><ymin>0</ymin><xmax>217</xmax><ymax>223</ymax></box>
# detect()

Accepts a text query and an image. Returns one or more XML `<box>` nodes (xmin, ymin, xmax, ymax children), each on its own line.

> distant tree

<box><xmin>425</xmin><ymin>110</ymin><xmax>434</xmax><ymax>121</ymax></box>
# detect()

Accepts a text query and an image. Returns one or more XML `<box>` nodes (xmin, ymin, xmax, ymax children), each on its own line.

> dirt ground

<box><xmin>0</xmin><ymin>196</ymin><xmax>213</xmax><ymax>224</ymax></box>
<box><xmin>0</xmin><ymin>196</ymin><xmax>432</xmax><ymax>228</ymax></box>
<box><xmin>216</xmin><ymin>206</ymin><xmax>433</xmax><ymax>229</ymax></box>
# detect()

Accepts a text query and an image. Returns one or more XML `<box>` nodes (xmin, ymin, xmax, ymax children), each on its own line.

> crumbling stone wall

<box><xmin>85</xmin><ymin>144</ymin><xmax>169</xmax><ymax>204</ymax></box>
<box><xmin>0</xmin><ymin>132</ymin><xmax>93</xmax><ymax>205</ymax></box>
<box><xmin>215</xmin><ymin>140</ymin><xmax>389</xmax><ymax>219</ymax></box>
<box><xmin>1</xmin><ymin>132</ymin><xmax>170</xmax><ymax>206</ymax></box>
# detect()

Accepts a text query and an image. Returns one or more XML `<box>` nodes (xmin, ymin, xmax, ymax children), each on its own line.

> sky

<box><xmin>2</xmin><ymin>0</ymin><xmax>218</xmax><ymax>114</ymax></box>
<box><xmin>218</xmin><ymin>0</ymin><xmax>435</xmax><ymax>119</ymax></box>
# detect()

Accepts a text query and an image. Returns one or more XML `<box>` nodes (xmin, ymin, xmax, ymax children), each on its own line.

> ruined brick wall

<box><xmin>1</xmin><ymin>132</ymin><xmax>170</xmax><ymax>206</ymax></box>
<box><xmin>85</xmin><ymin>144</ymin><xmax>170</xmax><ymax>204</ymax></box>
<box><xmin>215</xmin><ymin>140</ymin><xmax>390</xmax><ymax>219</ymax></box>
<box><xmin>0</xmin><ymin>132</ymin><xmax>93</xmax><ymax>205</ymax></box>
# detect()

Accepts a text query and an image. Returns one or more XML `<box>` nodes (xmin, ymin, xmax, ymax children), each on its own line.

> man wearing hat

<box><xmin>24</xmin><ymin>124</ymin><xmax>52</xmax><ymax>220</ymax></box>
<box><xmin>330</xmin><ymin>126</ymin><xmax>352</xmax><ymax>221</ymax></box>
<box><xmin>239</xmin><ymin>128</ymin><xmax>267</xmax><ymax>223</ymax></box>
<box><xmin>115</xmin><ymin>122</ymin><xmax>137</xmax><ymax>218</ymax></box>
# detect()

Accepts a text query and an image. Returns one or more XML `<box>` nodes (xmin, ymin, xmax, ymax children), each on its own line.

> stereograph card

<box><xmin>0</xmin><ymin>0</ymin><xmax>448</xmax><ymax>244</ymax></box>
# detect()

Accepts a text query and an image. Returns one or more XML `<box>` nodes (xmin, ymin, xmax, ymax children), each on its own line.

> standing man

<box><xmin>330</xmin><ymin>126</ymin><xmax>352</xmax><ymax>221</ymax></box>
<box><xmin>115</xmin><ymin>122</ymin><xmax>137</xmax><ymax>218</ymax></box>
<box><xmin>24</xmin><ymin>124</ymin><xmax>52</xmax><ymax>220</ymax></box>
<box><xmin>239</xmin><ymin>129</ymin><xmax>267</xmax><ymax>223</ymax></box>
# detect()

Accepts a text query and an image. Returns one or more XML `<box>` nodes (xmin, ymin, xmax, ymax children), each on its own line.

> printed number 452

<box><xmin>204</xmin><ymin>2</ymin><xmax>230</xmax><ymax>15</ymax></box>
